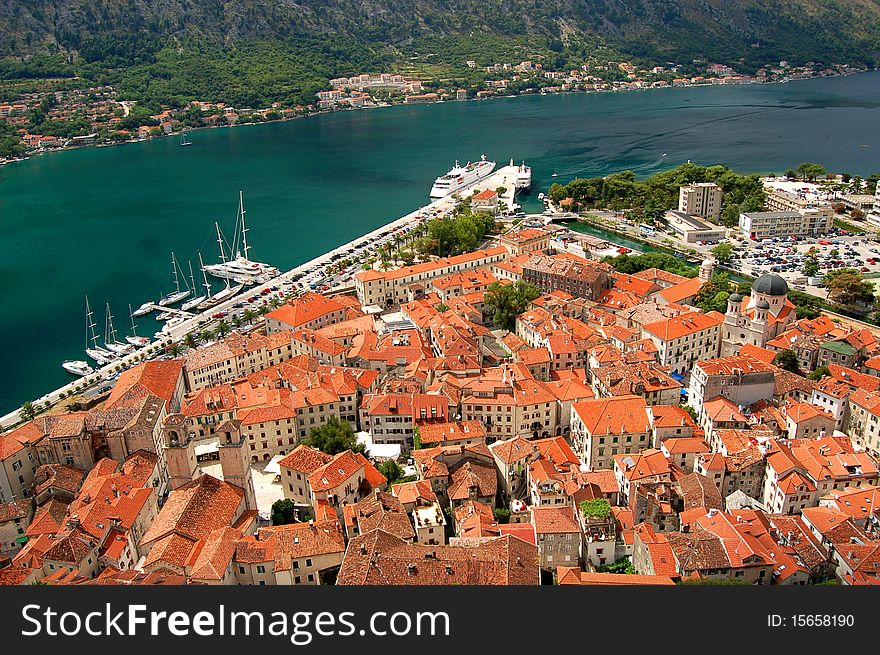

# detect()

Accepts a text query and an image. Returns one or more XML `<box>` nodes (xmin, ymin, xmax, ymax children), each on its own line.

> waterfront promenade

<box><xmin>0</xmin><ymin>163</ymin><xmax>525</xmax><ymax>430</ymax></box>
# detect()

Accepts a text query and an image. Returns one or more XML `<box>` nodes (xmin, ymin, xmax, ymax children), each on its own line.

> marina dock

<box><xmin>0</xmin><ymin>163</ymin><xmax>528</xmax><ymax>430</ymax></box>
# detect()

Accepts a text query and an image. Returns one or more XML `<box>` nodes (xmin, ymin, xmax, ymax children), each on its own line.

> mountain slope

<box><xmin>1</xmin><ymin>0</ymin><xmax>879</xmax><ymax>66</ymax></box>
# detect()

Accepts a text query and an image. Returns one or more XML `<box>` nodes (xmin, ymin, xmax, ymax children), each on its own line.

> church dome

<box><xmin>728</xmin><ymin>293</ymin><xmax>743</xmax><ymax>303</ymax></box>
<box><xmin>752</xmin><ymin>272</ymin><xmax>789</xmax><ymax>296</ymax></box>
<box><xmin>755</xmin><ymin>299</ymin><xmax>770</xmax><ymax>310</ymax></box>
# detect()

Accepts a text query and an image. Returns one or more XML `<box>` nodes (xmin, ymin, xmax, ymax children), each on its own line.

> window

<box><xmin>257</xmin><ymin>565</ymin><xmax>266</xmax><ymax>574</ymax></box>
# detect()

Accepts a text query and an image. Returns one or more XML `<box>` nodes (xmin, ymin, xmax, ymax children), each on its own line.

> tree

<box><xmin>830</xmin><ymin>249</ymin><xmax>840</xmax><ymax>259</ymax></box>
<box><xmin>808</xmin><ymin>365</ymin><xmax>831</xmax><ymax>381</ymax></box>
<box><xmin>711</xmin><ymin>242</ymin><xmax>734</xmax><ymax>263</ymax></box>
<box><xmin>796</xmin><ymin>162</ymin><xmax>826</xmax><ymax>182</ymax></box>
<box><xmin>802</xmin><ymin>253</ymin><xmax>819</xmax><ymax>277</ymax></box>
<box><xmin>377</xmin><ymin>459</ymin><xmax>405</xmax><ymax>485</ymax></box>
<box><xmin>493</xmin><ymin>508</ymin><xmax>511</xmax><ymax>524</ymax></box>
<box><xmin>242</xmin><ymin>308</ymin><xmax>257</xmax><ymax>324</ymax></box>
<box><xmin>484</xmin><ymin>280</ymin><xmax>541</xmax><ymax>331</ymax></box>
<box><xmin>19</xmin><ymin>401</ymin><xmax>36</xmax><ymax>422</ymax></box>
<box><xmin>823</xmin><ymin>268</ymin><xmax>876</xmax><ymax>309</ymax></box>
<box><xmin>773</xmin><ymin>349</ymin><xmax>800</xmax><ymax>373</ymax></box>
<box><xmin>183</xmin><ymin>333</ymin><xmax>196</xmax><ymax>349</ymax></box>
<box><xmin>214</xmin><ymin>320</ymin><xmax>231</xmax><ymax>339</ymax></box>
<box><xmin>682</xmin><ymin>405</ymin><xmax>698</xmax><ymax>422</ymax></box>
<box><xmin>721</xmin><ymin>203</ymin><xmax>741</xmax><ymax>227</ymax></box>
<box><xmin>271</xmin><ymin>499</ymin><xmax>298</xmax><ymax>525</ymax></box>
<box><xmin>694</xmin><ymin>272</ymin><xmax>731</xmax><ymax>313</ymax></box>
<box><xmin>851</xmin><ymin>208</ymin><xmax>866</xmax><ymax>221</ymax></box>
<box><xmin>596</xmin><ymin>556</ymin><xmax>636</xmax><ymax>574</ymax></box>
<box><xmin>305</xmin><ymin>416</ymin><xmax>365</xmax><ymax>455</ymax></box>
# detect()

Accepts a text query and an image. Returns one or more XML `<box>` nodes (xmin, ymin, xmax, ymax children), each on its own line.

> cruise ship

<box><xmin>429</xmin><ymin>155</ymin><xmax>496</xmax><ymax>198</ymax></box>
<box><xmin>512</xmin><ymin>160</ymin><xmax>532</xmax><ymax>189</ymax></box>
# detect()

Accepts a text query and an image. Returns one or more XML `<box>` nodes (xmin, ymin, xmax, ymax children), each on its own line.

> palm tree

<box><xmin>183</xmin><ymin>333</ymin><xmax>196</xmax><ymax>350</ymax></box>
<box><xmin>243</xmin><ymin>308</ymin><xmax>257</xmax><ymax>324</ymax></box>
<box><xmin>269</xmin><ymin>297</ymin><xmax>282</xmax><ymax>309</ymax></box>
<box><xmin>19</xmin><ymin>401</ymin><xmax>36</xmax><ymax>422</ymax></box>
<box><xmin>214</xmin><ymin>321</ymin><xmax>231</xmax><ymax>339</ymax></box>
<box><xmin>169</xmin><ymin>343</ymin><xmax>182</xmax><ymax>357</ymax></box>
<box><xmin>231</xmin><ymin>314</ymin><xmax>242</xmax><ymax>329</ymax></box>
<box><xmin>200</xmin><ymin>329</ymin><xmax>213</xmax><ymax>344</ymax></box>
<box><xmin>257</xmin><ymin>304</ymin><xmax>271</xmax><ymax>316</ymax></box>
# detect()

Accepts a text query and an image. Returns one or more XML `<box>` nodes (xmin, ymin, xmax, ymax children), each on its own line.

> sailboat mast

<box><xmin>106</xmin><ymin>303</ymin><xmax>118</xmax><ymax>345</ymax></box>
<box><xmin>188</xmin><ymin>260</ymin><xmax>197</xmax><ymax>293</ymax></box>
<box><xmin>129</xmin><ymin>304</ymin><xmax>138</xmax><ymax>337</ymax></box>
<box><xmin>85</xmin><ymin>296</ymin><xmax>99</xmax><ymax>348</ymax></box>
<box><xmin>240</xmin><ymin>191</ymin><xmax>250</xmax><ymax>261</ymax></box>
<box><xmin>198</xmin><ymin>251</ymin><xmax>212</xmax><ymax>295</ymax></box>
<box><xmin>215</xmin><ymin>222</ymin><xmax>228</xmax><ymax>265</ymax></box>
<box><xmin>171</xmin><ymin>252</ymin><xmax>181</xmax><ymax>293</ymax></box>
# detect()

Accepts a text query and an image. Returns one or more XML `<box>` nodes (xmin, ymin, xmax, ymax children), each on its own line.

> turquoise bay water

<box><xmin>1</xmin><ymin>72</ymin><xmax>880</xmax><ymax>412</ymax></box>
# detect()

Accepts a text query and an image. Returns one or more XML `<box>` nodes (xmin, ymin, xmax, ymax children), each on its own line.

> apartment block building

<box><xmin>678</xmin><ymin>182</ymin><xmax>722</xmax><ymax>221</ymax></box>
<box><xmin>739</xmin><ymin>209</ymin><xmax>833</xmax><ymax>240</ymax></box>
<box><xmin>354</xmin><ymin>247</ymin><xmax>508</xmax><ymax>307</ymax></box>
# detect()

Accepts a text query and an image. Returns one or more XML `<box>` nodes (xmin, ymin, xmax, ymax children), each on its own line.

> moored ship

<box><xmin>429</xmin><ymin>155</ymin><xmax>495</xmax><ymax>198</ymax></box>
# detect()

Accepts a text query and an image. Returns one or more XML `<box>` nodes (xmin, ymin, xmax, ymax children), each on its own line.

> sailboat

<box><xmin>181</xmin><ymin>260</ymin><xmax>207</xmax><ymax>311</ymax></box>
<box><xmin>180</xmin><ymin>133</ymin><xmax>192</xmax><ymax>147</ymax></box>
<box><xmin>158</xmin><ymin>252</ymin><xmax>191</xmax><ymax>306</ymax></box>
<box><xmin>125</xmin><ymin>304</ymin><xmax>151</xmax><ymax>347</ymax></box>
<box><xmin>196</xmin><ymin>250</ymin><xmax>243</xmax><ymax>310</ymax></box>
<box><xmin>83</xmin><ymin>296</ymin><xmax>117</xmax><ymax>365</ymax></box>
<box><xmin>104</xmin><ymin>304</ymin><xmax>135</xmax><ymax>355</ymax></box>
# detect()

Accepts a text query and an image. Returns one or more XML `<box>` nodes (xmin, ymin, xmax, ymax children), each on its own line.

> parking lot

<box><xmin>725</xmin><ymin>227</ymin><xmax>880</xmax><ymax>299</ymax></box>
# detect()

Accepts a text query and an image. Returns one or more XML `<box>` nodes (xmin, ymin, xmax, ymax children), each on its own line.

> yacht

<box><xmin>158</xmin><ymin>251</ymin><xmax>191</xmax><ymax>306</ymax></box>
<box><xmin>512</xmin><ymin>159</ymin><xmax>532</xmax><ymax>189</ymax></box>
<box><xmin>83</xmin><ymin>296</ymin><xmax>118</xmax><ymax>365</ymax></box>
<box><xmin>196</xmin><ymin>251</ymin><xmax>244</xmax><ymax>310</ymax></box>
<box><xmin>132</xmin><ymin>301</ymin><xmax>154</xmax><ymax>317</ymax></box>
<box><xmin>103</xmin><ymin>304</ymin><xmax>135</xmax><ymax>355</ymax></box>
<box><xmin>62</xmin><ymin>360</ymin><xmax>94</xmax><ymax>377</ymax></box>
<box><xmin>429</xmin><ymin>155</ymin><xmax>496</xmax><ymax>198</ymax></box>
<box><xmin>125</xmin><ymin>304</ymin><xmax>151</xmax><ymax>348</ymax></box>
<box><xmin>181</xmin><ymin>260</ymin><xmax>207</xmax><ymax>311</ymax></box>
<box><xmin>203</xmin><ymin>192</ymin><xmax>279</xmax><ymax>283</ymax></box>
<box><xmin>180</xmin><ymin>133</ymin><xmax>192</xmax><ymax>147</ymax></box>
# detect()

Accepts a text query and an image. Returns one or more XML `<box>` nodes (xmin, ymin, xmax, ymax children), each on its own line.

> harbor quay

<box><xmin>0</xmin><ymin>163</ymin><xmax>527</xmax><ymax>430</ymax></box>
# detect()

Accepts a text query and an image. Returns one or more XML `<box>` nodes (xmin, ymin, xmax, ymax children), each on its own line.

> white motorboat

<box><xmin>62</xmin><ymin>360</ymin><xmax>94</xmax><ymax>376</ymax></box>
<box><xmin>158</xmin><ymin>251</ymin><xmax>192</xmax><ymax>306</ymax></box>
<box><xmin>132</xmin><ymin>301</ymin><xmax>154</xmax><ymax>317</ymax></box>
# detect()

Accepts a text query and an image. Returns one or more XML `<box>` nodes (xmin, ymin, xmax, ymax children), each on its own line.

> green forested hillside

<box><xmin>0</xmin><ymin>1</ymin><xmax>878</xmax><ymax>106</ymax></box>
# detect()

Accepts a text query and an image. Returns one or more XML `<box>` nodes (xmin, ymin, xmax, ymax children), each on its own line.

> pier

<box><xmin>0</xmin><ymin>163</ymin><xmax>528</xmax><ymax>430</ymax></box>
<box><xmin>143</xmin><ymin>304</ymin><xmax>195</xmax><ymax>318</ymax></box>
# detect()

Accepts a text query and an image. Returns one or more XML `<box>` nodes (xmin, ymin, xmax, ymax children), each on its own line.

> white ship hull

<box><xmin>158</xmin><ymin>289</ymin><xmax>191</xmax><ymax>307</ymax></box>
<box><xmin>86</xmin><ymin>347</ymin><xmax>116</xmax><ymax>365</ymax></box>
<box><xmin>125</xmin><ymin>336</ymin><xmax>151</xmax><ymax>347</ymax></box>
<box><xmin>430</xmin><ymin>157</ymin><xmax>496</xmax><ymax>198</ymax></box>
<box><xmin>132</xmin><ymin>302</ymin><xmax>154</xmax><ymax>317</ymax></box>
<box><xmin>105</xmin><ymin>342</ymin><xmax>134</xmax><ymax>355</ymax></box>
<box><xmin>63</xmin><ymin>360</ymin><xmax>94</xmax><ymax>376</ymax></box>
<box><xmin>197</xmin><ymin>283</ymin><xmax>244</xmax><ymax>310</ymax></box>
<box><xmin>181</xmin><ymin>294</ymin><xmax>207</xmax><ymax>312</ymax></box>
